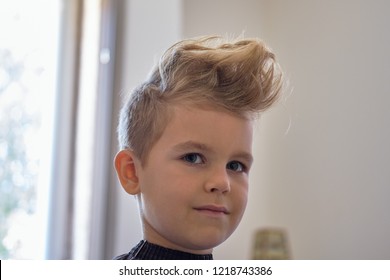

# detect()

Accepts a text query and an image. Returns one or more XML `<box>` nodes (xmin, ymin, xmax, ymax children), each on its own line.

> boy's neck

<box><xmin>142</xmin><ymin>220</ymin><xmax>214</xmax><ymax>255</ymax></box>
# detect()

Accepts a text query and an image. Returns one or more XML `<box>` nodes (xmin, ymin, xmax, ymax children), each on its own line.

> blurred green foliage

<box><xmin>0</xmin><ymin>49</ymin><xmax>39</xmax><ymax>259</ymax></box>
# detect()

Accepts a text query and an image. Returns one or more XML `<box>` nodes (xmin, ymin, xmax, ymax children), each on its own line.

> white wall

<box><xmin>253</xmin><ymin>0</ymin><xmax>390</xmax><ymax>260</ymax></box>
<box><xmin>108</xmin><ymin>0</ymin><xmax>390</xmax><ymax>260</ymax></box>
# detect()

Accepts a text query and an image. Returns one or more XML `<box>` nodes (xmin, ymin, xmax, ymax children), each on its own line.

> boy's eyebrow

<box><xmin>172</xmin><ymin>140</ymin><xmax>253</xmax><ymax>165</ymax></box>
<box><xmin>173</xmin><ymin>141</ymin><xmax>212</xmax><ymax>153</ymax></box>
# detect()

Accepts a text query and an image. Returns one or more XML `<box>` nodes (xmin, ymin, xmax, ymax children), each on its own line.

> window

<box><xmin>0</xmin><ymin>0</ymin><xmax>116</xmax><ymax>259</ymax></box>
<box><xmin>0</xmin><ymin>0</ymin><xmax>61</xmax><ymax>259</ymax></box>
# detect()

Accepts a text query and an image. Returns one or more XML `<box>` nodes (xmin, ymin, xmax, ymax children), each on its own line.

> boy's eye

<box><xmin>182</xmin><ymin>153</ymin><xmax>204</xmax><ymax>164</ymax></box>
<box><xmin>226</xmin><ymin>161</ymin><xmax>245</xmax><ymax>172</ymax></box>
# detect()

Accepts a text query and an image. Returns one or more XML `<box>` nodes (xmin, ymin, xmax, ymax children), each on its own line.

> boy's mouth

<box><xmin>194</xmin><ymin>205</ymin><xmax>230</xmax><ymax>215</ymax></box>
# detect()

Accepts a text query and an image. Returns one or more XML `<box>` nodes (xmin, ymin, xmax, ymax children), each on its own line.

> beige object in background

<box><xmin>252</xmin><ymin>228</ymin><xmax>290</xmax><ymax>259</ymax></box>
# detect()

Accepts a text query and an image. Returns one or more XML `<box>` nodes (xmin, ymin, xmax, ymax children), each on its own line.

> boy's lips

<box><xmin>194</xmin><ymin>205</ymin><xmax>230</xmax><ymax>215</ymax></box>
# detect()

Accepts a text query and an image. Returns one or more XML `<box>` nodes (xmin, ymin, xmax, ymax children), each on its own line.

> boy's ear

<box><xmin>114</xmin><ymin>149</ymin><xmax>141</xmax><ymax>195</ymax></box>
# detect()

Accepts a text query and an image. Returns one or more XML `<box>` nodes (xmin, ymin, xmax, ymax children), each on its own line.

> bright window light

<box><xmin>0</xmin><ymin>0</ymin><xmax>61</xmax><ymax>259</ymax></box>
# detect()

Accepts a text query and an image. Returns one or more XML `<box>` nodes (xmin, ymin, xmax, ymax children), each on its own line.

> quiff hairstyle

<box><xmin>118</xmin><ymin>36</ymin><xmax>283</xmax><ymax>164</ymax></box>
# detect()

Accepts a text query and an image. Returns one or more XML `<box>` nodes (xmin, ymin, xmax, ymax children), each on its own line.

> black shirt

<box><xmin>114</xmin><ymin>240</ymin><xmax>213</xmax><ymax>260</ymax></box>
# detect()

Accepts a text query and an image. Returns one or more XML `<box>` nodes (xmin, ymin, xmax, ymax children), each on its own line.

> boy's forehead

<box><xmin>169</xmin><ymin>103</ymin><xmax>252</xmax><ymax>127</ymax></box>
<box><xmin>161</xmin><ymin>104</ymin><xmax>254</xmax><ymax>149</ymax></box>
<box><xmin>170</xmin><ymin>101</ymin><xmax>253</xmax><ymax>121</ymax></box>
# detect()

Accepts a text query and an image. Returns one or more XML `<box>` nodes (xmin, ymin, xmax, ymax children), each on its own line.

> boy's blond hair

<box><xmin>118</xmin><ymin>36</ymin><xmax>283</xmax><ymax>164</ymax></box>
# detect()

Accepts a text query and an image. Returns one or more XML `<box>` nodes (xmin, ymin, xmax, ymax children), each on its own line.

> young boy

<box><xmin>114</xmin><ymin>36</ymin><xmax>283</xmax><ymax>260</ymax></box>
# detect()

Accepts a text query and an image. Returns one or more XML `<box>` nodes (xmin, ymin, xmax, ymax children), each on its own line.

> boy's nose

<box><xmin>204</xmin><ymin>167</ymin><xmax>231</xmax><ymax>193</ymax></box>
